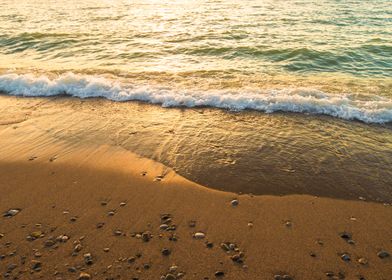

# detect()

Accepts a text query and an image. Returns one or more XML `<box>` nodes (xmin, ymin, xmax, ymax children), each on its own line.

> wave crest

<box><xmin>0</xmin><ymin>72</ymin><xmax>391</xmax><ymax>124</ymax></box>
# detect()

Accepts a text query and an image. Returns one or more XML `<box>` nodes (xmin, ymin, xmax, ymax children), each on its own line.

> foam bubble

<box><xmin>1</xmin><ymin>72</ymin><xmax>391</xmax><ymax>124</ymax></box>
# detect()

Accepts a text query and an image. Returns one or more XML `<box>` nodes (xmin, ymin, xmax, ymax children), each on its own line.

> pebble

<box><xmin>141</xmin><ymin>231</ymin><xmax>152</xmax><ymax>242</ymax></box>
<box><xmin>274</xmin><ymin>275</ymin><xmax>293</xmax><ymax>280</ymax></box>
<box><xmin>143</xmin><ymin>263</ymin><xmax>151</xmax><ymax>270</ymax></box>
<box><xmin>161</xmin><ymin>248</ymin><xmax>171</xmax><ymax>256</ymax></box>
<box><xmin>44</xmin><ymin>238</ymin><xmax>56</xmax><ymax>247</ymax></box>
<box><xmin>7</xmin><ymin>263</ymin><xmax>17</xmax><ymax>272</ymax></box>
<box><xmin>96</xmin><ymin>222</ymin><xmax>105</xmax><ymax>229</ymax></box>
<box><xmin>247</xmin><ymin>222</ymin><xmax>253</xmax><ymax>228</ymax></box>
<box><xmin>3</xmin><ymin>209</ymin><xmax>20</xmax><ymax>218</ymax></box>
<box><xmin>108</xmin><ymin>210</ymin><xmax>116</xmax><ymax>216</ymax></box>
<box><xmin>160</xmin><ymin>224</ymin><xmax>169</xmax><ymax>230</ymax></box>
<box><xmin>31</xmin><ymin>260</ymin><xmax>42</xmax><ymax>271</ymax></box>
<box><xmin>0</xmin><ymin>233</ymin><xmax>4</xmax><ymax>238</ymax></box>
<box><xmin>358</xmin><ymin>257</ymin><xmax>368</xmax><ymax>265</ymax></box>
<box><xmin>74</xmin><ymin>243</ymin><xmax>83</xmax><ymax>252</ymax></box>
<box><xmin>215</xmin><ymin>271</ymin><xmax>225</xmax><ymax>277</ymax></box>
<box><xmin>164</xmin><ymin>274</ymin><xmax>176</xmax><ymax>280</ymax></box>
<box><xmin>169</xmin><ymin>265</ymin><xmax>178</xmax><ymax>273</ymax></box>
<box><xmin>30</xmin><ymin>231</ymin><xmax>44</xmax><ymax>239</ymax></box>
<box><xmin>341</xmin><ymin>253</ymin><xmax>351</xmax><ymax>262</ymax></box>
<box><xmin>220</xmin><ymin>243</ymin><xmax>230</xmax><ymax>251</ymax></box>
<box><xmin>84</xmin><ymin>253</ymin><xmax>93</xmax><ymax>265</ymax></box>
<box><xmin>193</xmin><ymin>232</ymin><xmax>206</xmax><ymax>239</ymax></box>
<box><xmin>120</xmin><ymin>202</ymin><xmax>127</xmax><ymax>207</ymax></box>
<box><xmin>377</xmin><ymin>250</ymin><xmax>390</xmax><ymax>259</ymax></box>
<box><xmin>206</xmin><ymin>241</ymin><xmax>214</xmax><ymax>248</ymax></box>
<box><xmin>68</xmin><ymin>267</ymin><xmax>77</xmax><ymax>273</ymax></box>
<box><xmin>114</xmin><ymin>230</ymin><xmax>123</xmax><ymax>236</ymax></box>
<box><xmin>230</xmin><ymin>199</ymin><xmax>239</xmax><ymax>207</ymax></box>
<box><xmin>57</xmin><ymin>235</ymin><xmax>69</xmax><ymax>242</ymax></box>
<box><xmin>103</xmin><ymin>248</ymin><xmax>110</xmax><ymax>252</ymax></box>
<box><xmin>78</xmin><ymin>272</ymin><xmax>91</xmax><ymax>280</ymax></box>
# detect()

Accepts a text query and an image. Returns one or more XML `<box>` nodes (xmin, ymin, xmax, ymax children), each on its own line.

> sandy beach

<box><xmin>1</xmin><ymin>96</ymin><xmax>391</xmax><ymax>280</ymax></box>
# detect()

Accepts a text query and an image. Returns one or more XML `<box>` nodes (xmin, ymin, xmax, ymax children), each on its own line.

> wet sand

<box><xmin>1</xmin><ymin>95</ymin><xmax>392</xmax><ymax>201</ymax></box>
<box><xmin>0</xmin><ymin>96</ymin><xmax>392</xmax><ymax>279</ymax></box>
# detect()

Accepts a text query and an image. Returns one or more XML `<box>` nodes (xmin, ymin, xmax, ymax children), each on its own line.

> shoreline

<box><xmin>1</xmin><ymin>95</ymin><xmax>392</xmax><ymax>202</ymax></box>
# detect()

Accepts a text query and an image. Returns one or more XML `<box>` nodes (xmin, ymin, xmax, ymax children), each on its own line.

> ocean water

<box><xmin>0</xmin><ymin>0</ymin><xmax>392</xmax><ymax>123</ymax></box>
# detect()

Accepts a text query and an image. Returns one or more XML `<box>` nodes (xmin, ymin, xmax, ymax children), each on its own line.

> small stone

<box><xmin>230</xmin><ymin>199</ymin><xmax>239</xmax><ymax>207</ymax></box>
<box><xmin>143</xmin><ymin>263</ymin><xmax>151</xmax><ymax>270</ymax></box>
<box><xmin>0</xmin><ymin>233</ymin><xmax>4</xmax><ymax>238</ymax></box>
<box><xmin>70</xmin><ymin>216</ymin><xmax>78</xmax><ymax>222</ymax></box>
<box><xmin>285</xmin><ymin>221</ymin><xmax>292</xmax><ymax>227</ymax></box>
<box><xmin>358</xmin><ymin>257</ymin><xmax>368</xmax><ymax>265</ymax></box>
<box><xmin>96</xmin><ymin>222</ymin><xmax>105</xmax><ymax>229</ymax></box>
<box><xmin>193</xmin><ymin>232</ymin><xmax>205</xmax><ymax>239</ymax></box>
<box><xmin>103</xmin><ymin>248</ymin><xmax>110</xmax><ymax>252</ymax></box>
<box><xmin>215</xmin><ymin>271</ymin><xmax>225</xmax><ymax>277</ymax></box>
<box><xmin>206</xmin><ymin>241</ymin><xmax>214</xmax><ymax>248</ymax></box>
<box><xmin>7</xmin><ymin>263</ymin><xmax>17</xmax><ymax>272</ymax></box>
<box><xmin>68</xmin><ymin>267</ymin><xmax>77</xmax><ymax>273</ymax></box>
<box><xmin>377</xmin><ymin>250</ymin><xmax>390</xmax><ymax>259</ymax></box>
<box><xmin>161</xmin><ymin>248</ymin><xmax>171</xmax><ymax>256</ymax></box>
<box><xmin>310</xmin><ymin>252</ymin><xmax>316</xmax><ymax>258</ymax></box>
<box><xmin>160</xmin><ymin>224</ymin><xmax>169</xmax><ymax>230</ymax></box>
<box><xmin>3</xmin><ymin>209</ymin><xmax>20</xmax><ymax>218</ymax></box>
<box><xmin>341</xmin><ymin>253</ymin><xmax>351</xmax><ymax>262</ymax></box>
<box><xmin>325</xmin><ymin>272</ymin><xmax>334</xmax><ymax>277</ymax></box>
<box><xmin>339</xmin><ymin>232</ymin><xmax>352</xmax><ymax>242</ymax></box>
<box><xmin>120</xmin><ymin>202</ymin><xmax>127</xmax><ymax>207</ymax></box>
<box><xmin>164</xmin><ymin>274</ymin><xmax>176</xmax><ymax>280</ymax></box>
<box><xmin>44</xmin><ymin>239</ymin><xmax>56</xmax><ymax>247</ymax></box>
<box><xmin>78</xmin><ymin>272</ymin><xmax>91</xmax><ymax>280</ymax></box>
<box><xmin>74</xmin><ymin>244</ymin><xmax>83</xmax><ymax>252</ymax></box>
<box><xmin>84</xmin><ymin>253</ymin><xmax>93</xmax><ymax>265</ymax></box>
<box><xmin>127</xmin><ymin>257</ymin><xmax>136</xmax><ymax>263</ymax></box>
<box><xmin>34</xmin><ymin>252</ymin><xmax>42</xmax><ymax>258</ymax></box>
<box><xmin>114</xmin><ymin>230</ymin><xmax>123</xmax><ymax>236</ymax></box>
<box><xmin>57</xmin><ymin>235</ymin><xmax>69</xmax><ymax>242</ymax></box>
<box><xmin>141</xmin><ymin>231</ymin><xmax>152</xmax><ymax>242</ymax></box>
<box><xmin>100</xmin><ymin>201</ymin><xmax>108</xmax><ymax>206</ymax></box>
<box><xmin>220</xmin><ymin>243</ymin><xmax>230</xmax><ymax>251</ymax></box>
<box><xmin>169</xmin><ymin>265</ymin><xmax>178</xmax><ymax>273</ymax></box>
<box><xmin>30</xmin><ymin>231</ymin><xmax>43</xmax><ymax>239</ymax></box>
<box><xmin>107</xmin><ymin>211</ymin><xmax>116</xmax><ymax>216</ymax></box>
<box><xmin>31</xmin><ymin>260</ymin><xmax>42</xmax><ymax>271</ymax></box>
<box><xmin>231</xmin><ymin>254</ymin><xmax>243</xmax><ymax>263</ymax></box>
<box><xmin>247</xmin><ymin>222</ymin><xmax>253</xmax><ymax>228</ymax></box>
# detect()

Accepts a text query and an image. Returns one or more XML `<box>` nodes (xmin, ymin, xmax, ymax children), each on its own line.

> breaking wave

<box><xmin>1</xmin><ymin>72</ymin><xmax>391</xmax><ymax>124</ymax></box>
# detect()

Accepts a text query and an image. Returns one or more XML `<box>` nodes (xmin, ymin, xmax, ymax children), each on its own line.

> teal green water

<box><xmin>1</xmin><ymin>0</ymin><xmax>391</xmax><ymax>76</ymax></box>
<box><xmin>0</xmin><ymin>0</ymin><xmax>392</xmax><ymax>123</ymax></box>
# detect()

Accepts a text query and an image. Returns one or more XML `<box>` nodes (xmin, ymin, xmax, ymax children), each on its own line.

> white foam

<box><xmin>1</xmin><ymin>72</ymin><xmax>391</xmax><ymax>124</ymax></box>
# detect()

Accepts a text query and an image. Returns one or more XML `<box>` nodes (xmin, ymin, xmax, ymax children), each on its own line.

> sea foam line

<box><xmin>0</xmin><ymin>72</ymin><xmax>391</xmax><ymax>124</ymax></box>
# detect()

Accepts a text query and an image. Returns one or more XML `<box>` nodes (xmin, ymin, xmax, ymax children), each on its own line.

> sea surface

<box><xmin>0</xmin><ymin>0</ymin><xmax>392</xmax><ymax>123</ymax></box>
<box><xmin>1</xmin><ymin>0</ymin><xmax>392</xmax><ymax>201</ymax></box>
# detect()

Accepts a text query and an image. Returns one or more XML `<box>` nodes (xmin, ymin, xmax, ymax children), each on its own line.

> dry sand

<box><xmin>0</xmin><ymin>96</ymin><xmax>391</xmax><ymax>280</ymax></box>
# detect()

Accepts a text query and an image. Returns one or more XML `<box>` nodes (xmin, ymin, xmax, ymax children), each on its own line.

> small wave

<box><xmin>0</xmin><ymin>72</ymin><xmax>391</xmax><ymax>124</ymax></box>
